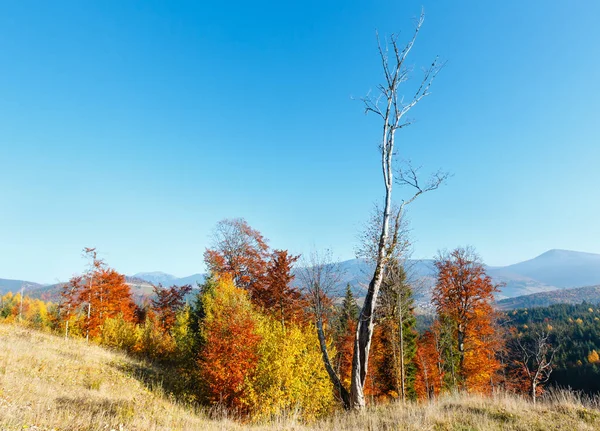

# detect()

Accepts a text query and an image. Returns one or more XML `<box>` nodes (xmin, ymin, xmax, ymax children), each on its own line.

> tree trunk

<box><xmin>457</xmin><ymin>323</ymin><xmax>465</xmax><ymax>387</ymax></box>
<box><xmin>350</xmin><ymin>252</ymin><xmax>389</xmax><ymax>407</ymax></box>
<box><xmin>316</xmin><ymin>319</ymin><xmax>351</xmax><ymax>409</ymax></box>
<box><xmin>399</xmin><ymin>300</ymin><xmax>406</xmax><ymax>402</ymax></box>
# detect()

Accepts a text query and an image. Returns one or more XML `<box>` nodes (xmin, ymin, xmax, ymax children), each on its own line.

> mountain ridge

<box><xmin>4</xmin><ymin>249</ymin><xmax>599</xmax><ymax>304</ymax></box>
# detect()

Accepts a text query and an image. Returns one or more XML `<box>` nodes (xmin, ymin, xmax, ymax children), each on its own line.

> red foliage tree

<box><xmin>151</xmin><ymin>283</ymin><xmax>193</xmax><ymax>332</ymax></box>
<box><xmin>254</xmin><ymin>249</ymin><xmax>307</xmax><ymax>327</ymax></box>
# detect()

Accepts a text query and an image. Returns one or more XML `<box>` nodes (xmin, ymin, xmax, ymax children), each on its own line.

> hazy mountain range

<box><xmin>131</xmin><ymin>272</ymin><xmax>206</xmax><ymax>287</ymax></box>
<box><xmin>2</xmin><ymin>249</ymin><xmax>600</xmax><ymax>307</ymax></box>
<box><xmin>496</xmin><ymin>285</ymin><xmax>600</xmax><ymax>310</ymax></box>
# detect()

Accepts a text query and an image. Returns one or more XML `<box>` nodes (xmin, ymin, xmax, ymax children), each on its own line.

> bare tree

<box><xmin>349</xmin><ymin>11</ymin><xmax>445</xmax><ymax>409</ymax></box>
<box><xmin>510</xmin><ymin>328</ymin><xmax>557</xmax><ymax>404</ymax></box>
<box><xmin>297</xmin><ymin>250</ymin><xmax>351</xmax><ymax>409</ymax></box>
<box><xmin>84</xmin><ymin>247</ymin><xmax>97</xmax><ymax>343</ymax></box>
<box><xmin>358</xmin><ymin>207</ymin><xmax>417</xmax><ymax>402</ymax></box>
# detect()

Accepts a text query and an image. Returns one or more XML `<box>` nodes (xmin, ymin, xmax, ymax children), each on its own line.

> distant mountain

<box><xmin>325</xmin><ymin>258</ymin><xmax>436</xmax><ymax>303</ymax></box>
<box><xmin>14</xmin><ymin>273</ymin><xmax>202</xmax><ymax>304</ymax></box>
<box><xmin>132</xmin><ymin>272</ymin><xmax>205</xmax><ymax>287</ymax></box>
<box><xmin>27</xmin><ymin>279</ymin><xmax>159</xmax><ymax>303</ymax></box>
<box><xmin>490</xmin><ymin>249</ymin><xmax>600</xmax><ymax>289</ymax></box>
<box><xmin>174</xmin><ymin>273</ymin><xmax>205</xmax><ymax>287</ymax></box>
<box><xmin>496</xmin><ymin>285</ymin><xmax>600</xmax><ymax>310</ymax></box>
<box><xmin>0</xmin><ymin>279</ymin><xmax>43</xmax><ymax>295</ymax></box>
<box><xmin>332</xmin><ymin>250</ymin><xmax>600</xmax><ymax>304</ymax></box>
<box><xmin>132</xmin><ymin>272</ymin><xmax>178</xmax><ymax>286</ymax></box>
<box><xmin>4</xmin><ymin>249</ymin><xmax>600</xmax><ymax>306</ymax></box>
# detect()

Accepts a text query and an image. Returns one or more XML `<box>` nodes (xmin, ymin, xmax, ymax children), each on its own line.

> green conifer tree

<box><xmin>378</xmin><ymin>260</ymin><xmax>419</xmax><ymax>401</ymax></box>
<box><xmin>339</xmin><ymin>283</ymin><xmax>359</xmax><ymax>333</ymax></box>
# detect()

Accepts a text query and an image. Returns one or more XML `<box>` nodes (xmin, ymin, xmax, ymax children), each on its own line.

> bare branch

<box><xmin>297</xmin><ymin>250</ymin><xmax>351</xmax><ymax>408</ymax></box>
<box><xmin>350</xmin><ymin>9</ymin><xmax>445</xmax><ymax>409</ymax></box>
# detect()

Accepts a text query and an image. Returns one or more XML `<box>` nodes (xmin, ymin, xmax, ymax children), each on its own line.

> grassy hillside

<box><xmin>0</xmin><ymin>324</ymin><xmax>238</xmax><ymax>431</ymax></box>
<box><xmin>2</xmin><ymin>324</ymin><xmax>600</xmax><ymax>430</ymax></box>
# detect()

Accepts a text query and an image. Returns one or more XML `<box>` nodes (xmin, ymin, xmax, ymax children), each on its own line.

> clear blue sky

<box><xmin>1</xmin><ymin>1</ymin><xmax>599</xmax><ymax>283</ymax></box>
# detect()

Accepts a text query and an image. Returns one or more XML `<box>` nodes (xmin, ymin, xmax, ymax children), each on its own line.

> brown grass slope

<box><xmin>2</xmin><ymin>324</ymin><xmax>600</xmax><ymax>431</ymax></box>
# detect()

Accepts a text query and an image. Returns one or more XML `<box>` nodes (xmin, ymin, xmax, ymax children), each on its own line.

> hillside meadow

<box><xmin>1</xmin><ymin>324</ymin><xmax>600</xmax><ymax>431</ymax></box>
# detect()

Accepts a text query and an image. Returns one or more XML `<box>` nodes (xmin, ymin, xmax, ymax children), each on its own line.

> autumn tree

<box><xmin>254</xmin><ymin>249</ymin><xmax>305</xmax><ymax>328</ymax></box>
<box><xmin>204</xmin><ymin>218</ymin><xmax>269</xmax><ymax>297</ymax></box>
<box><xmin>0</xmin><ymin>293</ymin><xmax>55</xmax><ymax>331</ymax></box>
<box><xmin>61</xmin><ymin>247</ymin><xmax>136</xmax><ymax>339</ymax></box>
<box><xmin>199</xmin><ymin>274</ymin><xmax>262</xmax><ymax>412</ymax></box>
<box><xmin>151</xmin><ymin>283</ymin><xmax>193</xmax><ymax>332</ymax></box>
<box><xmin>415</xmin><ymin>316</ymin><xmax>457</xmax><ymax>398</ymax></box>
<box><xmin>415</xmin><ymin>329</ymin><xmax>442</xmax><ymax>399</ymax></box>
<box><xmin>243</xmin><ymin>318</ymin><xmax>335</xmax><ymax>420</ymax></box>
<box><xmin>432</xmin><ymin>247</ymin><xmax>501</xmax><ymax>392</ymax></box>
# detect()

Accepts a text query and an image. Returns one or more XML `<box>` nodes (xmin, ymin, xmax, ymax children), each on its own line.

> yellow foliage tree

<box><xmin>101</xmin><ymin>314</ymin><xmax>140</xmax><ymax>353</ymax></box>
<box><xmin>588</xmin><ymin>350</ymin><xmax>600</xmax><ymax>364</ymax></box>
<box><xmin>172</xmin><ymin>305</ymin><xmax>196</xmax><ymax>363</ymax></box>
<box><xmin>243</xmin><ymin>317</ymin><xmax>335</xmax><ymax>420</ymax></box>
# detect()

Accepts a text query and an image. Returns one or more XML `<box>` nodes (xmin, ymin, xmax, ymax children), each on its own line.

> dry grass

<box><xmin>1</xmin><ymin>323</ymin><xmax>600</xmax><ymax>430</ymax></box>
<box><xmin>312</xmin><ymin>390</ymin><xmax>600</xmax><ymax>431</ymax></box>
<box><xmin>0</xmin><ymin>324</ymin><xmax>239</xmax><ymax>431</ymax></box>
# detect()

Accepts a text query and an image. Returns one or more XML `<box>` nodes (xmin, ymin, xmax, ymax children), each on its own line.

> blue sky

<box><xmin>1</xmin><ymin>1</ymin><xmax>599</xmax><ymax>283</ymax></box>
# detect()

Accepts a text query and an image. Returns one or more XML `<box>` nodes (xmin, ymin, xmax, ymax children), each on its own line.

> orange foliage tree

<box><xmin>61</xmin><ymin>248</ymin><xmax>136</xmax><ymax>339</ymax></box>
<box><xmin>199</xmin><ymin>274</ymin><xmax>262</xmax><ymax>412</ymax></box>
<box><xmin>205</xmin><ymin>219</ymin><xmax>308</xmax><ymax>325</ymax></box>
<box><xmin>204</xmin><ymin>218</ymin><xmax>269</xmax><ymax>297</ymax></box>
<box><xmin>431</xmin><ymin>247</ymin><xmax>502</xmax><ymax>393</ymax></box>
<box><xmin>415</xmin><ymin>325</ymin><xmax>445</xmax><ymax>399</ymax></box>
<box><xmin>362</xmin><ymin>325</ymin><xmax>390</xmax><ymax>400</ymax></box>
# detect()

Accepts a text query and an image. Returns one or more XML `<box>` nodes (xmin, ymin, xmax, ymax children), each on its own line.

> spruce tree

<box><xmin>378</xmin><ymin>260</ymin><xmax>419</xmax><ymax>401</ymax></box>
<box><xmin>339</xmin><ymin>283</ymin><xmax>359</xmax><ymax>332</ymax></box>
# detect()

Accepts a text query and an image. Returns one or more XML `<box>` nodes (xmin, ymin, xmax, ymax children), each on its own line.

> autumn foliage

<box><xmin>429</xmin><ymin>247</ymin><xmax>502</xmax><ymax>394</ymax></box>
<box><xmin>415</xmin><ymin>325</ymin><xmax>445</xmax><ymax>399</ymax></box>
<box><xmin>203</xmin><ymin>218</ymin><xmax>269</xmax><ymax>295</ymax></box>
<box><xmin>151</xmin><ymin>283</ymin><xmax>193</xmax><ymax>332</ymax></box>
<box><xmin>1</xmin><ymin>228</ymin><xmax>544</xmax><ymax>421</ymax></box>
<box><xmin>61</xmin><ymin>248</ymin><xmax>136</xmax><ymax>338</ymax></box>
<box><xmin>199</xmin><ymin>274</ymin><xmax>262</xmax><ymax>412</ymax></box>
